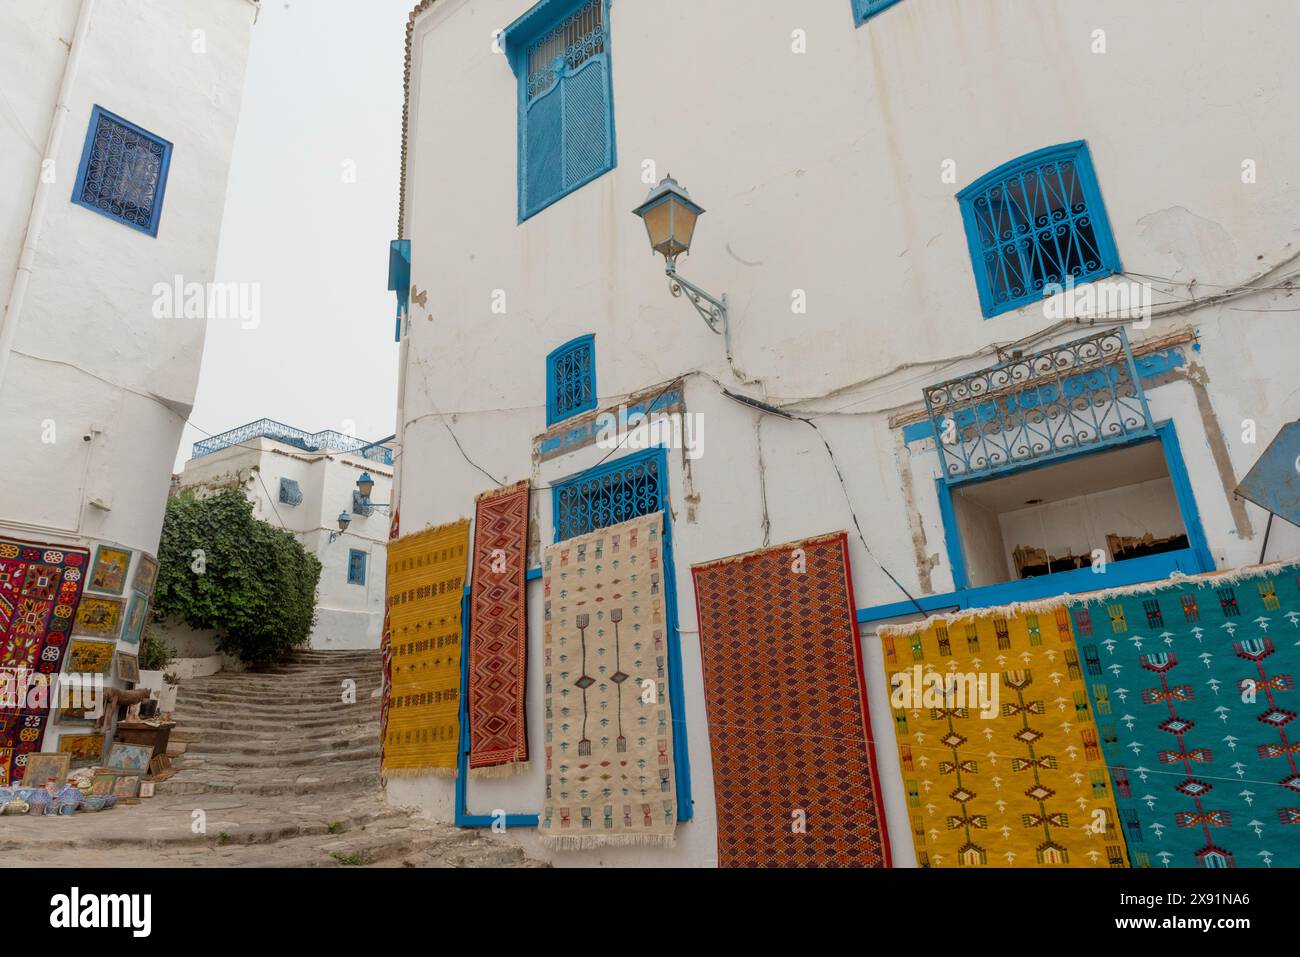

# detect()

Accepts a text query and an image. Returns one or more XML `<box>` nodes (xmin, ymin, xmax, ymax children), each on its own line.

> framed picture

<box><xmin>57</xmin><ymin>733</ymin><xmax>105</xmax><ymax>763</ymax></box>
<box><xmin>89</xmin><ymin>545</ymin><xmax>132</xmax><ymax>595</ymax></box>
<box><xmin>120</xmin><ymin>592</ymin><xmax>148</xmax><ymax>647</ymax></box>
<box><xmin>105</xmin><ymin>742</ymin><xmax>153</xmax><ymax>772</ymax></box>
<box><xmin>64</xmin><ymin>637</ymin><xmax>116</xmax><ymax>674</ymax></box>
<box><xmin>57</xmin><ymin>705</ymin><xmax>97</xmax><ymax>724</ymax></box>
<box><xmin>139</xmin><ymin>780</ymin><xmax>155</xmax><ymax>798</ymax></box>
<box><xmin>132</xmin><ymin>554</ymin><xmax>159</xmax><ymax>596</ymax></box>
<box><xmin>116</xmin><ymin>652</ymin><xmax>140</xmax><ymax>683</ymax></box>
<box><xmin>21</xmin><ymin>752</ymin><xmax>71</xmax><ymax>787</ymax></box>
<box><xmin>72</xmin><ymin>596</ymin><xmax>125</xmax><ymax>639</ymax></box>
<box><xmin>110</xmin><ymin>773</ymin><xmax>141</xmax><ymax>799</ymax></box>
<box><xmin>90</xmin><ymin>771</ymin><xmax>118</xmax><ymax>797</ymax></box>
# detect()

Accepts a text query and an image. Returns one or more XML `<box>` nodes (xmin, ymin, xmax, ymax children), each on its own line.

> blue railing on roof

<box><xmin>192</xmin><ymin>418</ymin><xmax>394</xmax><ymax>466</ymax></box>
<box><xmin>924</xmin><ymin>327</ymin><xmax>1154</xmax><ymax>484</ymax></box>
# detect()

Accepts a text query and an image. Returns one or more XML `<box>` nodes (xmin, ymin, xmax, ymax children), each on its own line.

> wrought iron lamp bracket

<box><xmin>665</xmin><ymin>259</ymin><xmax>729</xmax><ymax>348</ymax></box>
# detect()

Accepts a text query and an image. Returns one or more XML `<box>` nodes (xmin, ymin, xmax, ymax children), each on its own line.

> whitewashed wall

<box><xmin>176</xmin><ymin>437</ymin><xmax>392</xmax><ymax>650</ymax></box>
<box><xmin>394</xmin><ymin>0</ymin><xmax>1300</xmax><ymax>865</ymax></box>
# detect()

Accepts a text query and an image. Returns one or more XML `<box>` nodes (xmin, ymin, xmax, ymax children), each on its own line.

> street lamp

<box><xmin>356</xmin><ymin>472</ymin><xmax>375</xmax><ymax>498</ymax></box>
<box><xmin>329</xmin><ymin>510</ymin><xmax>351</xmax><ymax>543</ymax></box>
<box><xmin>633</xmin><ymin>175</ymin><xmax>730</xmax><ymax>358</ymax></box>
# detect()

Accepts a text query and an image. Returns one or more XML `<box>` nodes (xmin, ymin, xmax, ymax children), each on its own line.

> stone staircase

<box><xmin>145</xmin><ymin>649</ymin><xmax>542</xmax><ymax>868</ymax></box>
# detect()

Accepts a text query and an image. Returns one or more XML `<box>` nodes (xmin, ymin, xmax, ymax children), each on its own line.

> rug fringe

<box><xmin>382</xmin><ymin>766</ymin><xmax>458</xmax><ymax>779</ymax></box>
<box><xmin>874</xmin><ymin>559</ymin><xmax>1300</xmax><ymax>639</ymax></box>
<box><xmin>539</xmin><ymin>833</ymin><xmax>676</xmax><ymax>851</ymax></box>
<box><xmin>469</xmin><ymin>761</ymin><xmax>530</xmax><ymax>779</ymax></box>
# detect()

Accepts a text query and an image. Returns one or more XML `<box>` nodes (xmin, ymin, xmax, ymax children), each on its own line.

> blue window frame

<box><xmin>551</xmin><ymin>446</ymin><xmax>692</xmax><ymax>821</ymax></box>
<box><xmin>503</xmin><ymin>0</ymin><xmax>616</xmax><ymax>221</ymax></box>
<box><xmin>546</xmin><ymin>334</ymin><xmax>597</xmax><ymax>425</ymax></box>
<box><xmin>71</xmin><ymin>105</ymin><xmax>173</xmax><ymax>237</ymax></box>
<box><xmin>957</xmin><ymin>141</ymin><xmax>1121</xmax><ymax>318</ymax></box>
<box><xmin>347</xmin><ymin>549</ymin><xmax>367</xmax><ymax>585</ymax></box>
<box><xmin>853</xmin><ymin>0</ymin><xmax>904</xmax><ymax>24</ymax></box>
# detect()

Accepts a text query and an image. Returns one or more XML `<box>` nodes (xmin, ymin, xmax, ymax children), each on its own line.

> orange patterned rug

<box><xmin>692</xmin><ymin>532</ymin><xmax>891</xmax><ymax>867</ymax></box>
<box><xmin>468</xmin><ymin>481</ymin><xmax>530</xmax><ymax>776</ymax></box>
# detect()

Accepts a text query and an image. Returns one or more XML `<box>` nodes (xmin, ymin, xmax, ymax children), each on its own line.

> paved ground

<box><xmin>1</xmin><ymin>650</ymin><xmax>542</xmax><ymax>868</ymax></box>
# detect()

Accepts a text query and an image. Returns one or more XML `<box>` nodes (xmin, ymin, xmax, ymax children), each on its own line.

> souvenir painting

<box><xmin>57</xmin><ymin>705</ymin><xmax>97</xmax><ymax>725</ymax></box>
<box><xmin>120</xmin><ymin>592</ymin><xmax>147</xmax><ymax>646</ymax></box>
<box><xmin>132</xmin><ymin>554</ymin><xmax>159</xmax><ymax>596</ymax></box>
<box><xmin>105</xmin><ymin>742</ymin><xmax>152</xmax><ymax>772</ymax></box>
<box><xmin>117</xmin><ymin>652</ymin><xmax>140</xmax><ymax>683</ymax></box>
<box><xmin>89</xmin><ymin>545</ymin><xmax>132</xmax><ymax>595</ymax></box>
<box><xmin>110</xmin><ymin>773</ymin><xmax>141</xmax><ymax>799</ymax></box>
<box><xmin>90</xmin><ymin>772</ymin><xmax>117</xmax><ymax>797</ymax></box>
<box><xmin>64</xmin><ymin>637</ymin><xmax>116</xmax><ymax>675</ymax></box>
<box><xmin>139</xmin><ymin>780</ymin><xmax>155</xmax><ymax>798</ymax></box>
<box><xmin>72</xmin><ymin>596</ymin><xmax>124</xmax><ymax>638</ymax></box>
<box><xmin>57</xmin><ymin>733</ymin><xmax>105</xmax><ymax>763</ymax></box>
<box><xmin>21</xmin><ymin>752</ymin><xmax>71</xmax><ymax>787</ymax></box>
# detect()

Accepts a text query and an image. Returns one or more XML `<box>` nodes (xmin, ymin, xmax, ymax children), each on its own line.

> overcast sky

<box><xmin>179</xmin><ymin>0</ymin><xmax>413</xmax><ymax>469</ymax></box>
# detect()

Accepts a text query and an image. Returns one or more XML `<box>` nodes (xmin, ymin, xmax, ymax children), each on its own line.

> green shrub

<box><xmin>138</xmin><ymin>622</ymin><xmax>173</xmax><ymax>672</ymax></box>
<box><xmin>153</xmin><ymin>487</ymin><xmax>321</xmax><ymax>666</ymax></box>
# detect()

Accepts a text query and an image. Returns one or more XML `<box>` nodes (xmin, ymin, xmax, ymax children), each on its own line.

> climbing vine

<box><xmin>153</xmin><ymin>488</ymin><xmax>322</xmax><ymax>665</ymax></box>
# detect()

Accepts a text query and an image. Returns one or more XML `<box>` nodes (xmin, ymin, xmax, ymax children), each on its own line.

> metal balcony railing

<box><xmin>192</xmin><ymin>418</ymin><xmax>394</xmax><ymax>466</ymax></box>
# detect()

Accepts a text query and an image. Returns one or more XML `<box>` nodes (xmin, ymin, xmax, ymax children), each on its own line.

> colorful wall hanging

<box><xmin>64</xmin><ymin>638</ymin><xmax>116</xmax><ymax>675</ymax></box>
<box><xmin>72</xmin><ymin>595</ymin><xmax>123</xmax><ymax>638</ymax></box>
<box><xmin>539</xmin><ymin>512</ymin><xmax>677</xmax><ymax>849</ymax></box>
<box><xmin>382</xmin><ymin>519</ymin><xmax>469</xmax><ymax>777</ymax></box>
<box><xmin>1074</xmin><ymin>562</ymin><xmax>1300</xmax><ymax>867</ymax></box>
<box><xmin>692</xmin><ymin>532</ymin><xmax>891</xmax><ymax>867</ymax></box>
<box><xmin>879</xmin><ymin>606</ymin><xmax>1129</xmax><ymax>868</ymax></box>
<box><xmin>0</xmin><ymin>538</ymin><xmax>90</xmax><ymax>786</ymax></box>
<box><xmin>89</xmin><ymin>545</ymin><xmax>132</xmax><ymax>594</ymax></box>
<box><xmin>468</xmin><ymin>481</ymin><xmax>530</xmax><ymax>776</ymax></box>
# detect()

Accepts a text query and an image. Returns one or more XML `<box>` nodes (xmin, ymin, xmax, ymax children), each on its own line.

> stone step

<box><xmin>158</xmin><ymin>758</ymin><xmax>380</xmax><ymax>797</ymax></box>
<box><xmin>174</xmin><ymin>713</ymin><xmax>379</xmax><ymax>733</ymax></box>
<box><xmin>168</xmin><ymin>731</ymin><xmax>379</xmax><ymax>755</ymax></box>
<box><xmin>176</xmin><ymin>744</ymin><xmax>379</xmax><ymax>769</ymax></box>
<box><xmin>177</xmin><ymin>676</ymin><xmax>382</xmax><ymax>694</ymax></box>
<box><xmin>174</xmin><ymin>699</ymin><xmax>380</xmax><ymax>720</ymax></box>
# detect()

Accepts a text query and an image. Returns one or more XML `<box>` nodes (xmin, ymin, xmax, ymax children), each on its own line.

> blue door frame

<box><xmin>455</xmin><ymin>445</ymin><xmax>694</xmax><ymax>828</ymax></box>
<box><xmin>890</xmin><ymin>419</ymin><xmax>1214</xmax><ymax>624</ymax></box>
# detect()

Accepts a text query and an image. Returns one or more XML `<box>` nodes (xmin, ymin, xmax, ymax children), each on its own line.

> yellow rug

<box><xmin>382</xmin><ymin>519</ymin><xmax>469</xmax><ymax>777</ymax></box>
<box><xmin>879</xmin><ymin>606</ymin><xmax>1129</xmax><ymax>867</ymax></box>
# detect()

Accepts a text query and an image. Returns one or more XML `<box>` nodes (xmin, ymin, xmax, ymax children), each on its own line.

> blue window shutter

<box><xmin>347</xmin><ymin>549</ymin><xmax>367</xmax><ymax>585</ymax></box>
<box><xmin>852</xmin><ymin>0</ymin><xmax>904</xmax><ymax>24</ymax></box>
<box><xmin>278</xmin><ymin>478</ymin><xmax>303</xmax><ymax>507</ymax></box>
<box><xmin>563</xmin><ymin>56</ymin><xmax>611</xmax><ymax>186</ymax></box>
<box><xmin>525</xmin><ymin>81</ymin><xmax>565</xmax><ymax>212</ymax></box>
<box><xmin>518</xmin><ymin>0</ymin><xmax>615</xmax><ymax>220</ymax></box>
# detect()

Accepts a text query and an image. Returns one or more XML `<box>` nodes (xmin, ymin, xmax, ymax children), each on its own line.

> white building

<box><xmin>0</xmin><ymin>0</ymin><xmax>257</xmax><ymax>777</ymax></box>
<box><xmin>391</xmin><ymin>0</ymin><xmax>1300</xmax><ymax>866</ymax></box>
<box><xmin>175</xmin><ymin>420</ymin><xmax>395</xmax><ymax>651</ymax></box>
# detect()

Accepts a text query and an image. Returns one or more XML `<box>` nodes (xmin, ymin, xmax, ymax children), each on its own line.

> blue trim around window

<box><xmin>347</xmin><ymin>548</ymin><xmax>367</xmax><ymax>585</ymax></box>
<box><xmin>545</xmin><ymin>334</ymin><xmax>597</xmax><ymax>425</ymax></box>
<box><xmin>504</xmin><ymin>0</ymin><xmax>618</xmax><ymax>222</ymax></box>
<box><xmin>957</xmin><ymin>141</ymin><xmax>1121</xmax><ymax>319</ymax></box>
<box><xmin>905</xmin><ymin>420</ymin><xmax>1214</xmax><ymax>622</ymax></box>
<box><xmin>853</xmin><ymin>0</ymin><xmax>904</xmax><ymax>24</ymax></box>
<box><xmin>71</xmin><ymin>105</ymin><xmax>173</xmax><ymax>237</ymax></box>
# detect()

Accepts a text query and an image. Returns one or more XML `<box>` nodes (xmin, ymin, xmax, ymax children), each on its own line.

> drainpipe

<box><xmin>0</xmin><ymin>0</ymin><xmax>96</xmax><ymax>394</ymax></box>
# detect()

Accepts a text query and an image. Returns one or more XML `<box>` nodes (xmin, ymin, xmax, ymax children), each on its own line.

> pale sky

<box><xmin>179</xmin><ymin>0</ymin><xmax>413</xmax><ymax>469</ymax></box>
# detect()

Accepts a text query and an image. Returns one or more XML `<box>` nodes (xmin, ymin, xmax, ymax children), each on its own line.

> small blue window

<box><xmin>278</xmin><ymin>478</ymin><xmax>303</xmax><ymax>507</ymax></box>
<box><xmin>71</xmin><ymin>105</ymin><xmax>173</xmax><ymax>237</ymax></box>
<box><xmin>853</xmin><ymin>0</ymin><xmax>904</xmax><ymax>24</ymax></box>
<box><xmin>546</xmin><ymin>334</ymin><xmax>596</xmax><ymax>425</ymax></box>
<box><xmin>347</xmin><ymin>549</ymin><xmax>367</xmax><ymax>585</ymax></box>
<box><xmin>507</xmin><ymin>0</ymin><xmax>616</xmax><ymax>221</ymax></box>
<box><xmin>958</xmin><ymin>141</ymin><xmax>1121</xmax><ymax>319</ymax></box>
